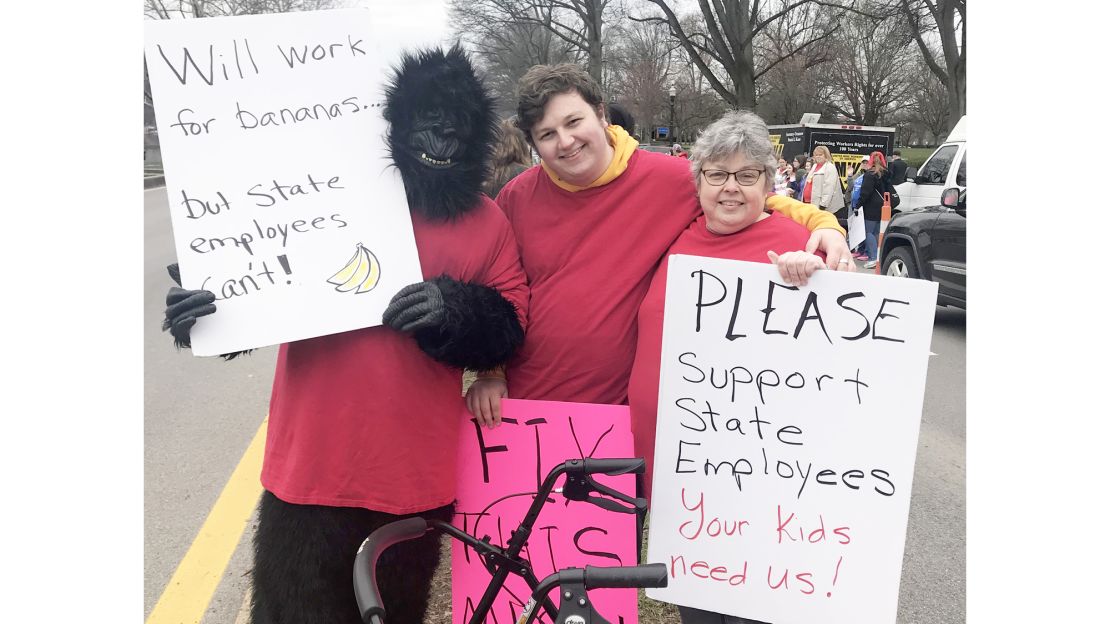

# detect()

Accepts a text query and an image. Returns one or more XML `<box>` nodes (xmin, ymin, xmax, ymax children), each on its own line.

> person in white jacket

<box><xmin>801</xmin><ymin>144</ymin><xmax>845</xmax><ymax>214</ymax></box>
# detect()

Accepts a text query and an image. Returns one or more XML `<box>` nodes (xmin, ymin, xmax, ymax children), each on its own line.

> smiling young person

<box><xmin>465</xmin><ymin>63</ymin><xmax>853</xmax><ymax>425</ymax></box>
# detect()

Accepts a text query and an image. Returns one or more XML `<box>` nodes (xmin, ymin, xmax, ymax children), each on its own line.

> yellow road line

<box><xmin>147</xmin><ymin>419</ymin><xmax>267</xmax><ymax>624</ymax></box>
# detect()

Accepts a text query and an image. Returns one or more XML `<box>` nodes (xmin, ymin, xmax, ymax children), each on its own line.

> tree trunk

<box><xmin>944</xmin><ymin>3</ymin><xmax>965</xmax><ymax>131</ymax></box>
<box><xmin>588</xmin><ymin>36</ymin><xmax>603</xmax><ymax>84</ymax></box>
<box><xmin>735</xmin><ymin>42</ymin><xmax>757</xmax><ymax>108</ymax></box>
<box><xmin>735</xmin><ymin>0</ymin><xmax>756</xmax><ymax>109</ymax></box>
<box><xmin>947</xmin><ymin>67</ymin><xmax>964</xmax><ymax>131</ymax></box>
<box><xmin>902</xmin><ymin>0</ymin><xmax>965</xmax><ymax>132</ymax></box>
<box><xmin>584</xmin><ymin>0</ymin><xmax>605</xmax><ymax>87</ymax></box>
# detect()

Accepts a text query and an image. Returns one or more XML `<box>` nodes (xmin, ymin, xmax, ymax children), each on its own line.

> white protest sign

<box><xmin>646</xmin><ymin>255</ymin><xmax>938</xmax><ymax>624</ymax></box>
<box><xmin>145</xmin><ymin>8</ymin><xmax>445</xmax><ymax>356</ymax></box>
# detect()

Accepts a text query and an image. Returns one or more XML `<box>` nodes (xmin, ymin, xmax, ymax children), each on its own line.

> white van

<box><xmin>895</xmin><ymin>115</ymin><xmax>966</xmax><ymax>212</ymax></box>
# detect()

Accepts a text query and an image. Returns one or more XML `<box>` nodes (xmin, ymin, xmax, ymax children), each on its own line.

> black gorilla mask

<box><xmin>384</xmin><ymin>45</ymin><xmax>496</xmax><ymax>221</ymax></box>
<box><xmin>406</xmin><ymin>108</ymin><xmax>461</xmax><ymax>169</ymax></box>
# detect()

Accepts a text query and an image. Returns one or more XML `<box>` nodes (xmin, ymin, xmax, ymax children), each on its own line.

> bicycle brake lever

<box><xmin>584</xmin><ymin>495</ymin><xmax>638</xmax><ymax>514</ymax></box>
<box><xmin>563</xmin><ymin>472</ymin><xmax>646</xmax><ymax>513</ymax></box>
<box><xmin>583</xmin><ymin>476</ymin><xmax>646</xmax><ymax>513</ymax></box>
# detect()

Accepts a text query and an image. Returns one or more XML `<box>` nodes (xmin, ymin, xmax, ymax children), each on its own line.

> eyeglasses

<box><xmin>701</xmin><ymin>168</ymin><xmax>764</xmax><ymax>186</ymax></box>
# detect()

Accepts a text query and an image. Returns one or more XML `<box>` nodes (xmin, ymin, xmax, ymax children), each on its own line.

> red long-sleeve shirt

<box><xmin>261</xmin><ymin>197</ymin><xmax>528</xmax><ymax>513</ymax></box>
<box><xmin>496</xmin><ymin>149</ymin><xmax>699</xmax><ymax>405</ymax></box>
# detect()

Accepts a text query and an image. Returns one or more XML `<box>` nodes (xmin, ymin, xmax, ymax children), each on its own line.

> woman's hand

<box><xmin>805</xmin><ymin>229</ymin><xmax>855</xmax><ymax>272</ymax></box>
<box><xmin>466</xmin><ymin>377</ymin><xmax>508</xmax><ymax>428</ymax></box>
<box><xmin>768</xmin><ymin>250</ymin><xmax>827</xmax><ymax>287</ymax></box>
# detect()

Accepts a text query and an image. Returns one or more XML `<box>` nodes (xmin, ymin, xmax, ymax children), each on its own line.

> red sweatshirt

<box><xmin>261</xmin><ymin>197</ymin><xmax>528</xmax><ymax>513</ymax></box>
<box><xmin>628</xmin><ymin>212</ymin><xmax>820</xmax><ymax>498</ymax></box>
<box><xmin>497</xmin><ymin>149</ymin><xmax>699</xmax><ymax>405</ymax></box>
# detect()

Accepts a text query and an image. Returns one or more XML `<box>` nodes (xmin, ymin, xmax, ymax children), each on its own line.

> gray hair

<box><xmin>689</xmin><ymin>110</ymin><xmax>777</xmax><ymax>193</ymax></box>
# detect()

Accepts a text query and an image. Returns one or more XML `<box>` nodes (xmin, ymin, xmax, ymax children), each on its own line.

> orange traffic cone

<box><xmin>876</xmin><ymin>192</ymin><xmax>892</xmax><ymax>274</ymax></box>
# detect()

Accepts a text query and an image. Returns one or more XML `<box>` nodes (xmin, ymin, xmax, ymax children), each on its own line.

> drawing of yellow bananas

<box><xmin>327</xmin><ymin>243</ymin><xmax>382</xmax><ymax>294</ymax></box>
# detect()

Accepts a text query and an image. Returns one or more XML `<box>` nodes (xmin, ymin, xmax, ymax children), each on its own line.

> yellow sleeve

<box><xmin>765</xmin><ymin>195</ymin><xmax>846</xmax><ymax>236</ymax></box>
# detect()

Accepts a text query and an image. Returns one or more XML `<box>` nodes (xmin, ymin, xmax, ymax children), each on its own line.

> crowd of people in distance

<box><xmin>768</xmin><ymin>147</ymin><xmax>909</xmax><ymax>269</ymax></box>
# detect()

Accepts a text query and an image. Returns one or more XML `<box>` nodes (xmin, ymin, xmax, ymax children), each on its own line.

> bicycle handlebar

<box><xmin>530</xmin><ymin>563</ymin><xmax>668</xmax><ymax>599</ymax></box>
<box><xmin>352</xmin><ymin>517</ymin><xmax>430</xmax><ymax>624</ymax></box>
<box><xmin>521</xmin><ymin>564</ymin><xmax>670</xmax><ymax>624</ymax></box>
<box><xmin>583</xmin><ymin>563</ymin><xmax>668</xmax><ymax>589</ymax></box>
<box><xmin>565</xmin><ymin>457</ymin><xmax>645</xmax><ymax>476</ymax></box>
<box><xmin>561</xmin><ymin>458</ymin><xmax>647</xmax><ymax>514</ymax></box>
<box><xmin>351</xmin><ymin>457</ymin><xmax>650</xmax><ymax>624</ymax></box>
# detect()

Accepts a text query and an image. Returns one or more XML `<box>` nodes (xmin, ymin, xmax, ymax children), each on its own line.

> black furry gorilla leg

<box><xmin>250</xmin><ymin>490</ymin><xmax>453</xmax><ymax>624</ymax></box>
<box><xmin>373</xmin><ymin>505</ymin><xmax>454</xmax><ymax>623</ymax></box>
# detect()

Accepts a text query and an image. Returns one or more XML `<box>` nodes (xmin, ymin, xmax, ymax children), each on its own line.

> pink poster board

<box><xmin>452</xmin><ymin>398</ymin><xmax>640</xmax><ymax>623</ymax></box>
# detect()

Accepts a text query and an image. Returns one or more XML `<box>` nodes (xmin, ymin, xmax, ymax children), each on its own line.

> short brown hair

<box><xmin>515</xmin><ymin>64</ymin><xmax>604</xmax><ymax>141</ymax></box>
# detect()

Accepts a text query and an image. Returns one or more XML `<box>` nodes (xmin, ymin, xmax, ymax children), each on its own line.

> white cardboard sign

<box><xmin>646</xmin><ymin>255</ymin><xmax>938</xmax><ymax>624</ymax></box>
<box><xmin>145</xmin><ymin>9</ymin><xmax>438</xmax><ymax>356</ymax></box>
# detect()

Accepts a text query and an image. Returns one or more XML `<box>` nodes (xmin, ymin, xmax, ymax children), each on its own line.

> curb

<box><xmin>145</xmin><ymin>175</ymin><xmax>165</xmax><ymax>189</ymax></box>
<box><xmin>233</xmin><ymin>587</ymin><xmax>251</xmax><ymax>624</ymax></box>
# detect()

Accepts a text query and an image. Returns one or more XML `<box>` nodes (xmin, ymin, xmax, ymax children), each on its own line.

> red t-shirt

<box><xmin>628</xmin><ymin>212</ymin><xmax>821</xmax><ymax>499</ymax></box>
<box><xmin>261</xmin><ymin>197</ymin><xmax>528</xmax><ymax>513</ymax></box>
<box><xmin>496</xmin><ymin>149</ymin><xmax>700</xmax><ymax>405</ymax></box>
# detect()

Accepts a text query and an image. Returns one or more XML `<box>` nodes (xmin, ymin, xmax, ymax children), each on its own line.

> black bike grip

<box><xmin>569</xmin><ymin>458</ymin><xmax>646</xmax><ymax>475</ymax></box>
<box><xmin>583</xmin><ymin>563</ymin><xmax>668</xmax><ymax>589</ymax></box>
<box><xmin>353</xmin><ymin>517</ymin><xmax>430</xmax><ymax>624</ymax></box>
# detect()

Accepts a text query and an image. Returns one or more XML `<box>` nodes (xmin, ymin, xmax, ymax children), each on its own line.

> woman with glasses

<box><xmin>628</xmin><ymin>110</ymin><xmax>827</xmax><ymax>624</ymax></box>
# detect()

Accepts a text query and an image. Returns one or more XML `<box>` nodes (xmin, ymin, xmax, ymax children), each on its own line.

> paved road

<box><xmin>897</xmin><ymin>305</ymin><xmax>966</xmax><ymax>624</ymax></box>
<box><xmin>144</xmin><ymin>186</ymin><xmax>274</xmax><ymax>624</ymax></box>
<box><xmin>145</xmin><ymin>184</ymin><xmax>965</xmax><ymax>623</ymax></box>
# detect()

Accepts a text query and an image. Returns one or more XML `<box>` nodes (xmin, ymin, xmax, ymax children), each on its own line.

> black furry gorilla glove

<box><xmin>162</xmin><ymin>263</ymin><xmax>251</xmax><ymax>360</ymax></box>
<box><xmin>383</xmin><ymin>280</ymin><xmax>446</xmax><ymax>333</ymax></box>
<box><xmin>163</xmin><ymin>263</ymin><xmax>216</xmax><ymax>350</ymax></box>
<box><xmin>383</xmin><ymin>276</ymin><xmax>524</xmax><ymax>371</ymax></box>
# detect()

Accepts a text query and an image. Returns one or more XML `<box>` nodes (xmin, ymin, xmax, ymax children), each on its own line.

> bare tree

<box><xmin>672</xmin><ymin>80</ymin><xmax>730</xmax><ymax>142</ymax></box>
<box><xmin>753</xmin><ymin>1</ymin><xmax>837</xmax><ymax>123</ymax></box>
<box><xmin>449</xmin><ymin>0</ymin><xmax>612</xmax><ymax>83</ymax></box>
<box><xmin>551</xmin><ymin>0</ymin><xmax>610</xmax><ymax>82</ymax></box>
<box><xmin>145</xmin><ymin>0</ymin><xmax>346</xmax><ymax>20</ymax></box>
<box><xmin>755</xmin><ymin>55</ymin><xmax>836</xmax><ymax>123</ymax></box>
<box><xmin>906</xmin><ymin>61</ymin><xmax>949</xmax><ymax>143</ymax></box>
<box><xmin>824</xmin><ymin>7</ymin><xmax>914</xmax><ymax>125</ymax></box>
<box><xmin>656</xmin><ymin>13</ymin><xmax>730</xmax><ymax>142</ymax></box>
<box><xmin>894</xmin><ymin>0</ymin><xmax>964</xmax><ymax>131</ymax></box>
<box><xmin>449</xmin><ymin>0</ymin><xmax>579</xmax><ymax>114</ymax></box>
<box><xmin>633</xmin><ymin>0</ymin><xmax>865</xmax><ymax>108</ymax></box>
<box><xmin>606</xmin><ymin>19</ymin><xmax>677</xmax><ymax>139</ymax></box>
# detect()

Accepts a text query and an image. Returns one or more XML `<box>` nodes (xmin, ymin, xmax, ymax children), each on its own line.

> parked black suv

<box><xmin>878</xmin><ymin>187</ymin><xmax>965</xmax><ymax>309</ymax></box>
